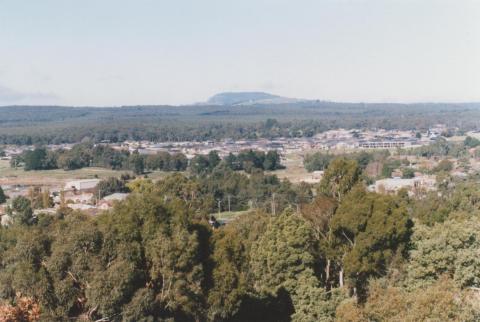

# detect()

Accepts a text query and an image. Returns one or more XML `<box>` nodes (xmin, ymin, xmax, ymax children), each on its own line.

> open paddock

<box><xmin>0</xmin><ymin>160</ymin><xmax>173</xmax><ymax>187</ymax></box>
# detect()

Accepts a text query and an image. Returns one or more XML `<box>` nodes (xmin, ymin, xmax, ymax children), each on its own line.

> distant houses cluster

<box><xmin>0</xmin><ymin>127</ymin><xmax>444</xmax><ymax>164</ymax></box>
<box><xmin>0</xmin><ymin>179</ymin><xmax>130</xmax><ymax>226</ymax></box>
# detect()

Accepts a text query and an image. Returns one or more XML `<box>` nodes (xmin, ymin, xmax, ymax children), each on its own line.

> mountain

<box><xmin>205</xmin><ymin>92</ymin><xmax>305</xmax><ymax>106</ymax></box>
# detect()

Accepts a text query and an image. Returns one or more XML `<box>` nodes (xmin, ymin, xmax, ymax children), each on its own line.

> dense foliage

<box><xmin>303</xmin><ymin>151</ymin><xmax>387</xmax><ymax>173</ymax></box>
<box><xmin>1</xmin><ymin>159</ymin><xmax>479</xmax><ymax>321</ymax></box>
<box><xmin>0</xmin><ymin>186</ymin><xmax>7</xmax><ymax>204</ymax></box>
<box><xmin>191</xmin><ymin>150</ymin><xmax>283</xmax><ymax>175</ymax></box>
<box><xmin>0</xmin><ymin>102</ymin><xmax>479</xmax><ymax>145</ymax></box>
<box><xmin>400</xmin><ymin>138</ymin><xmax>468</xmax><ymax>158</ymax></box>
<box><xmin>96</xmin><ymin>177</ymin><xmax>130</xmax><ymax>199</ymax></box>
<box><xmin>14</xmin><ymin>144</ymin><xmax>188</xmax><ymax>174</ymax></box>
<box><xmin>14</xmin><ymin>145</ymin><xmax>283</xmax><ymax>178</ymax></box>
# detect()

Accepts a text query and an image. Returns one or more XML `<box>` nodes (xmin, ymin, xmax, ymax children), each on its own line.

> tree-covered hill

<box><xmin>206</xmin><ymin>92</ymin><xmax>282</xmax><ymax>105</ymax></box>
<box><xmin>0</xmin><ymin>101</ymin><xmax>479</xmax><ymax>144</ymax></box>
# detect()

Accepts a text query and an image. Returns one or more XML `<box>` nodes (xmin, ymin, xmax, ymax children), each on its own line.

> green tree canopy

<box><xmin>9</xmin><ymin>196</ymin><xmax>35</xmax><ymax>225</ymax></box>
<box><xmin>0</xmin><ymin>186</ymin><xmax>7</xmax><ymax>204</ymax></box>
<box><xmin>330</xmin><ymin>186</ymin><xmax>412</xmax><ymax>295</ymax></box>
<box><xmin>319</xmin><ymin>158</ymin><xmax>362</xmax><ymax>201</ymax></box>
<box><xmin>249</xmin><ymin>211</ymin><xmax>339</xmax><ymax>321</ymax></box>
<box><xmin>407</xmin><ymin>218</ymin><xmax>480</xmax><ymax>289</ymax></box>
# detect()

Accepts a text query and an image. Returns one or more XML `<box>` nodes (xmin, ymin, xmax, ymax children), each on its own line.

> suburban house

<box><xmin>98</xmin><ymin>193</ymin><xmax>129</xmax><ymax>210</ymax></box>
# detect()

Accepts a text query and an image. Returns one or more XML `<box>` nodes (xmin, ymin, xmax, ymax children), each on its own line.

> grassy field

<box><xmin>0</xmin><ymin>160</ymin><xmax>173</xmax><ymax>186</ymax></box>
<box><xmin>0</xmin><ymin>151</ymin><xmax>312</xmax><ymax>188</ymax></box>
<box><xmin>214</xmin><ymin>210</ymin><xmax>252</xmax><ymax>224</ymax></box>
<box><xmin>267</xmin><ymin>153</ymin><xmax>314</xmax><ymax>184</ymax></box>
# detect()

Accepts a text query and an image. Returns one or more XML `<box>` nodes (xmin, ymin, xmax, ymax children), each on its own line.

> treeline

<box><xmin>305</xmin><ymin>150</ymin><xmax>416</xmax><ymax>179</ymax></box>
<box><xmin>1</xmin><ymin>158</ymin><xmax>479</xmax><ymax>321</ymax></box>
<box><xmin>398</xmin><ymin>136</ymin><xmax>480</xmax><ymax>159</ymax></box>
<box><xmin>303</xmin><ymin>150</ymin><xmax>388</xmax><ymax>172</ymax></box>
<box><xmin>190</xmin><ymin>149</ymin><xmax>283</xmax><ymax>175</ymax></box>
<box><xmin>14</xmin><ymin>144</ymin><xmax>283</xmax><ymax>175</ymax></box>
<box><xmin>305</xmin><ymin>136</ymin><xmax>480</xmax><ymax>179</ymax></box>
<box><xmin>399</xmin><ymin>138</ymin><xmax>468</xmax><ymax>158</ymax></box>
<box><xmin>14</xmin><ymin>143</ymin><xmax>188</xmax><ymax>174</ymax></box>
<box><xmin>0</xmin><ymin>102</ymin><xmax>478</xmax><ymax>145</ymax></box>
<box><xmin>0</xmin><ymin>118</ymin><xmax>314</xmax><ymax>145</ymax></box>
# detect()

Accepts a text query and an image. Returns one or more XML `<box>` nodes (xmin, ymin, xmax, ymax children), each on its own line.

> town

<box><xmin>1</xmin><ymin>124</ymin><xmax>478</xmax><ymax>224</ymax></box>
<box><xmin>0</xmin><ymin>124</ymin><xmax>451</xmax><ymax>160</ymax></box>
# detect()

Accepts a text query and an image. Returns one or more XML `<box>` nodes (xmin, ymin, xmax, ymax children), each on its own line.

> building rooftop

<box><xmin>103</xmin><ymin>193</ymin><xmax>129</xmax><ymax>202</ymax></box>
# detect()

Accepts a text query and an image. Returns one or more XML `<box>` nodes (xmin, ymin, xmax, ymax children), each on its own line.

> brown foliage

<box><xmin>335</xmin><ymin>276</ymin><xmax>479</xmax><ymax>322</ymax></box>
<box><xmin>0</xmin><ymin>294</ymin><xmax>40</xmax><ymax>322</ymax></box>
<box><xmin>300</xmin><ymin>195</ymin><xmax>336</xmax><ymax>241</ymax></box>
<box><xmin>335</xmin><ymin>298</ymin><xmax>366</xmax><ymax>322</ymax></box>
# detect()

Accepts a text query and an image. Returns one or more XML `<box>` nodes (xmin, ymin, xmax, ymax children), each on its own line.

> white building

<box><xmin>64</xmin><ymin>179</ymin><xmax>101</xmax><ymax>191</ymax></box>
<box><xmin>67</xmin><ymin>204</ymin><xmax>96</xmax><ymax>211</ymax></box>
<box><xmin>374</xmin><ymin>176</ymin><xmax>436</xmax><ymax>194</ymax></box>
<box><xmin>63</xmin><ymin>192</ymin><xmax>94</xmax><ymax>204</ymax></box>
<box><xmin>359</xmin><ymin>141</ymin><xmax>408</xmax><ymax>149</ymax></box>
<box><xmin>1</xmin><ymin>214</ymin><xmax>13</xmax><ymax>227</ymax></box>
<box><xmin>103</xmin><ymin>193</ymin><xmax>129</xmax><ymax>202</ymax></box>
<box><xmin>97</xmin><ymin>193</ymin><xmax>130</xmax><ymax>210</ymax></box>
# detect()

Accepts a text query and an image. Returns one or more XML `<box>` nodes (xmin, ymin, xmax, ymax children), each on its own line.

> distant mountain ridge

<box><xmin>204</xmin><ymin>91</ymin><xmax>306</xmax><ymax>106</ymax></box>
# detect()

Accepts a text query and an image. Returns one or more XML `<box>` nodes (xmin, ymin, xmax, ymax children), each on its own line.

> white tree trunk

<box><xmin>325</xmin><ymin>259</ymin><xmax>331</xmax><ymax>286</ymax></box>
<box><xmin>339</xmin><ymin>268</ymin><xmax>344</xmax><ymax>288</ymax></box>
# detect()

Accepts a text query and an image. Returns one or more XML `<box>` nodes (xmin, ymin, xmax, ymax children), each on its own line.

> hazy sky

<box><xmin>0</xmin><ymin>0</ymin><xmax>479</xmax><ymax>106</ymax></box>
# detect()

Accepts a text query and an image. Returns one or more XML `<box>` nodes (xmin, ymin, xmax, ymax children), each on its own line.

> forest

<box><xmin>1</xmin><ymin>157</ymin><xmax>479</xmax><ymax>321</ymax></box>
<box><xmin>1</xmin><ymin>102</ymin><xmax>480</xmax><ymax>144</ymax></box>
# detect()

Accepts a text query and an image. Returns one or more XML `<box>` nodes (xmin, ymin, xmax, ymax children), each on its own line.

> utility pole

<box><xmin>227</xmin><ymin>195</ymin><xmax>231</xmax><ymax>212</ymax></box>
<box><xmin>271</xmin><ymin>193</ymin><xmax>276</xmax><ymax>216</ymax></box>
<box><xmin>295</xmin><ymin>197</ymin><xmax>300</xmax><ymax>214</ymax></box>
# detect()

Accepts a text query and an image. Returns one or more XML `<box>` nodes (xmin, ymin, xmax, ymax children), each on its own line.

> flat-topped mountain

<box><xmin>205</xmin><ymin>92</ymin><xmax>304</xmax><ymax>106</ymax></box>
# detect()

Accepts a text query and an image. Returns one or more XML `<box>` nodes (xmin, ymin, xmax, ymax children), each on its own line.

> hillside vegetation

<box><xmin>1</xmin><ymin>159</ymin><xmax>480</xmax><ymax>321</ymax></box>
<box><xmin>1</xmin><ymin>101</ymin><xmax>479</xmax><ymax>144</ymax></box>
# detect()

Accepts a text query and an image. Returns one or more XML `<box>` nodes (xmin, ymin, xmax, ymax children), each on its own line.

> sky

<box><xmin>0</xmin><ymin>0</ymin><xmax>479</xmax><ymax>106</ymax></box>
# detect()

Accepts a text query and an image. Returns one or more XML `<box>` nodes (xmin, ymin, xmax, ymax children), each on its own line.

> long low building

<box><xmin>64</xmin><ymin>179</ymin><xmax>101</xmax><ymax>191</ymax></box>
<box><xmin>358</xmin><ymin>141</ymin><xmax>408</xmax><ymax>149</ymax></box>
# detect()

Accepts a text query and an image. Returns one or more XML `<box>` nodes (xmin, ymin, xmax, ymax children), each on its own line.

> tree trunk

<box><xmin>339</xmin><ymin>268</ymin><xmax>344</xmax><ymax>288</ymax></box>
<box><xmin>325</xmin><ymin>259</ymin><xmax>331</xmax><ymax>287</ymax></box>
